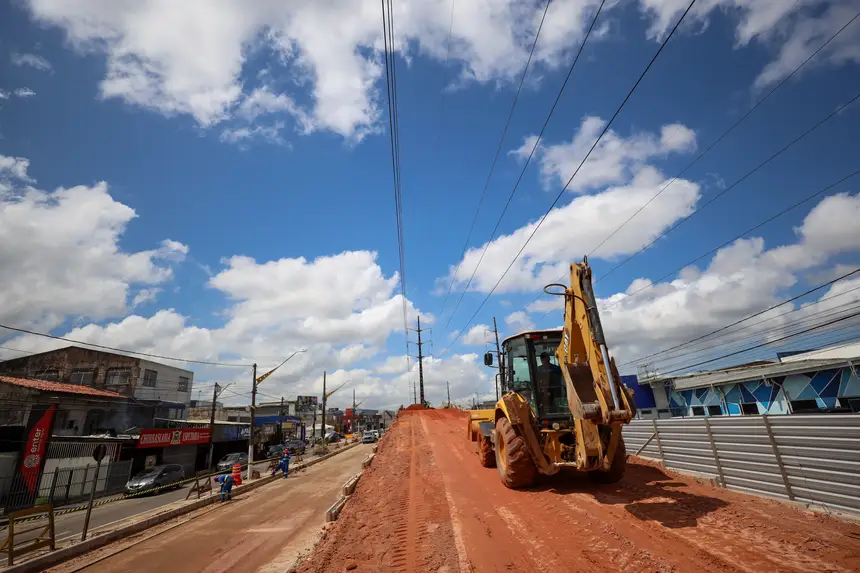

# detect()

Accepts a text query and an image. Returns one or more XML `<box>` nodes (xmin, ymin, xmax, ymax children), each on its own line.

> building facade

<box><xmin>0</xmin><ymin>346</ymin><xmax>194</xmax><ymax>417</ymax></box>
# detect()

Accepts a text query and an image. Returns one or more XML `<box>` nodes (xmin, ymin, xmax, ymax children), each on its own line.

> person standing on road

<box><xmin>213</xmin><ymin>474</ymin><xmax>235</xmax><ymax>501</ymax></box>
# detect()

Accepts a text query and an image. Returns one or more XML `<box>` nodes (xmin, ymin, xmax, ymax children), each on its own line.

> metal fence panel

<box><xmin>623</xmin><ymin>413</ymin><xmax>860</xmax><ymax>515</ymax></box>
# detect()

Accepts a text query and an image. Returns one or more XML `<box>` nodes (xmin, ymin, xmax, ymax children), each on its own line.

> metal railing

<box><xmin>623</xmin><ymin>413</ymin><xmax>860</xmax><ymax>515</ymax></box>
<box><xmin>1</xmin><ymin>460</ymin><xmax>132</xmax><ymax>516</ymax></box>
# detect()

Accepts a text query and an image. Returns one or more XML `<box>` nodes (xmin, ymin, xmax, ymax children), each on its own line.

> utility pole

<box><xmin>446</xmin><ymin>381</ymin><xmax>450</xmax><ymax>408</ymax></box>
<box><xmin>321</xmin><ymin>371</ymin><xmax>327</xmax><ymax>452</ymax></box>
<box><xmin>278</xmin><ymin>396</ymin><xmax>284</xmax><ymax>442</ymax></box>
<box><xmin>413</xmin><ymin>380</ymin><xmax>417</xmax><ymax>404</ymax></box>
<box><xmin>493</xmin><ymin>317</ymin><xmax>504</xmax><ymax>401</ymax></box>
<box><xmin>206</xmin><ymin>383</ymin><xmax>220</xmax><ymax>469</ymax></box>
<box><xmin>352</xmin><ymin>389</ymin><xmax>356</xmax><ymax>433</ymax></box>
<box><xmin>408</xmin><ymin>316</ymin><xmax>430</xmax><ymax>405</ymax></box>
<box><xmin>248</xmin><ymin>363</ymin><xmax>257</xmax><ymax>481</ymax></box>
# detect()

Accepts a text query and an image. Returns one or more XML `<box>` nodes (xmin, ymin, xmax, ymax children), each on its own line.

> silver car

<box><xmin>125</xmin><ymin>464</ymin><xmax>185</xmax><ymax>495</ymax></box>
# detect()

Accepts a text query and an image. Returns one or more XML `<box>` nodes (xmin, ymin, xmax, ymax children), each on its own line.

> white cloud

<box><xmin>25</xmin><ymin>0</ymin><xmax>608</xmax><ymax>141</ymax></box>
<box><xmin>637</xmin><ymin>0</ymin><xmax>860</xmax><ymax>89</ymax></box>
<box><xmin>219</xmin><ymin>122</ymin><xmax>286</xmax><ymax>148</ymax></box>
<box><xmin>0</xmin><ymin>158</ymin><xmax>186</xmax><ymax>330</ymax></box>
<box><xmin>0</xmin><ymin>155</ymin><xmax>33</xmax><ymax>182</ymax></box>
<box><xmin>513</xmin><ymin>116</ymin><xmax>696</xmax><ymax>192</ymax></box>
<box><xmin>132</xmin><ymin>288</ymin><xmax>161</xmax><ymax>308</ymax></box>
<box><xmin>598</xmin><ymin>192</ymin><xmax>860</xmax><ymax>371</ymax></box>
<box><xmin>13</xmin><ymin>88</ymin><xmax>36</xmax><ymax>98</ymax></box>
<box><xmin>11</xmin><ymin>52</ymin><xmax>52</xmax><ymax>72</ymax></box>
<box><xmin>461</xmin><ymin>324</ymin><xmax>491</xmax><ymax>346</ymax></box>
<box><xmin>442</xmin><ymin>165</ymin><xmax>700</xmax><ymax>293</ymax></box>
<box><xmin>505</xmin><ymin>311</ymin><xmax>534</xmax><ymax>333</ymax></box>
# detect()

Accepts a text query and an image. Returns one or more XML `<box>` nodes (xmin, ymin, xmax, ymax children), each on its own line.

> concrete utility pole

<box><xmin>352</xmin><ymin>389</ymin><xmax>356</xmax><ymax>433</ymax></box>
<box><xmin>321</xmin><ymin>371</ymin><xmax>327</xmax><ymax>452</ymax></box>
<box><xmin>493</xmin><ymin>316</ymin><xmax>504</xmax><ymax>401</ymax></box>
<box><xmin>413</xmin><ymin>380</ymin><xmax>417</xmax><ymax>404</ymax></box>
<box><xmin>206</xmin><ymin>383</ymin><xmax>220</xmax><ymax>469</ymax></box>
<box><xmin>446</xmin><ymin>381</ymin><xmax>450</xmax><ymax>408</ymax></box>
<box><xmin>278</xmin><ymin>396</ymin><xmax>284</xmax><ymax>442</ymax></box>
<box><xmin>248</xmin><ymin>363</ymin><xmax>257</xmax><ymax>480</ymax></box>
<box><xmin>417</xmin><ymin>316</ymin><xmax>425</xmax><ymax>405</ymax></box>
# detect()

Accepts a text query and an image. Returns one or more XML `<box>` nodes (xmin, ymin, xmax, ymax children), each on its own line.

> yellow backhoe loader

<box><xmin>466</xmin><ymin>258</ymin><xmax>636</xmax><ymax>488</ymax></box>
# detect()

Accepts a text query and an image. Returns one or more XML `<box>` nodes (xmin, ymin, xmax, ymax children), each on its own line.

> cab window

<box><xmin>533</xmin><ymin>339</ymin><xmax>568</xmax><ymax>416</ymax></box>
<box><xmin>506</xmin><ymin>337</ymin><xmax>537</xmax><ymax>412</ymax></box>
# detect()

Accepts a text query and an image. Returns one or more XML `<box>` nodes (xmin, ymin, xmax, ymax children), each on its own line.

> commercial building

<box><xmin>631</xmin><ymin>349</ymin><xmax>860</xmax><ymax>418</ymax></box>
<box><xmin>0</xmin><ymin>346</ymin><xmax>195</xmax><ymax>419</ymax></box>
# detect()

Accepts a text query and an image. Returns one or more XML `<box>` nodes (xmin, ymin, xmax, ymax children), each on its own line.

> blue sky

<box><xmin>1</xmin><ymin>0</ymin><xmax>860</xmax><ymax>408</ymax></box>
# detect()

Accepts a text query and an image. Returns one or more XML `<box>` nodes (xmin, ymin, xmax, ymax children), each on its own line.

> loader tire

<box><xmin>494</xmin><ymin>417</ymin><xmax>536</xmax><ymax>488</ymax></box>
<box><xmin>589</xmin><ymin>438</ymin><xmax>627</xmax><ymax>484</ymax></box>
<box><xmin>478</xmin><ymin>435</ymin><xmax>496</xmax><ymax>468</ymax></box>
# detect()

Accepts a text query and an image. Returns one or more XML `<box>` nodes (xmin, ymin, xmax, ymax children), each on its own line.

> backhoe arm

<box><xmin>553</xmin><ymin>258</ymin><xmax>635</xmax><ymax>425</ymax></box>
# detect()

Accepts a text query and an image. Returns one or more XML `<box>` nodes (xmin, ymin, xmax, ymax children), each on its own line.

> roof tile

<box><xmin>0</xmin><ymin>376</ymin><xmax>125</xmax><ymax>399</ymax></box>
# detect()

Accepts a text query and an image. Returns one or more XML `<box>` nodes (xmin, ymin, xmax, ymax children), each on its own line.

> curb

<box><xmin>2</xmin><ymin>442</ymin><xmax>361</xmax><ymax>573</ymax></box>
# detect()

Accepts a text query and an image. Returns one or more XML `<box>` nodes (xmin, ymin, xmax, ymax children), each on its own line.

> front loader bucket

<box><xmin>466</xmin><ymin>409</ymin><xmax>494</xmax><ymax>442</ymax></box>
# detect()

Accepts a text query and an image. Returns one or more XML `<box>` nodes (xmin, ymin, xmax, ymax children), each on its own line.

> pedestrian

<box><xmin>213</xmin><ymin>474</ymin><xmax>235</xmax><ymax>501</ymax></box>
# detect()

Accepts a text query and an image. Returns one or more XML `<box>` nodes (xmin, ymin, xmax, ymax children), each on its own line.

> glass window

<box><xmin>36</xmin><ymin>370</ymin><xmax>59</xmax><ymax>382</ymax></box>
<box><xmin>178</xmin><ymin>376</ymin><xmax>189</xmax><ymax>392</ymax></box>
<box><xmin>533</xmin><ymin>339</ymin><xmax>567</xmax><ymax>415</ymax></box>
<box><xmin>143</xmin><ymin>369</ymin><xmax>158</xmax><ymax>388</ymax></box>
<box><xmin>691</xmin><ymin>406</ymin><xmax>705</xmax><ymax>416</ymax></box>
<box><xmin>106</xmin><ymin>369</ymin><xmax>131</xmax><ymax>388</ymax></box>
<box><xmin>70</xmin><ymin>370</ymin><xmax>94</xmax><ymax>385</ymax></box>
<box><xmin>707</xmin><ymin>405</ymin><xmax>723</xmax><ymax>416</ymax></box>
<box><xmin>506</xmin><ymin>337</ymin><xmax>535</xmax><ymax>411</ymax></box>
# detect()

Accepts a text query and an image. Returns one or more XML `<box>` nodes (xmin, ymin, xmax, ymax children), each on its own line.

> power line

<box><xmin>0</xmin><ymin>323</ymin><xmax>251</xmax><ymax>367</ymax></box>
<box><xmin>523</xmin><ymin>9</ymin><xmax>860</xmax><ymax>318</ymax></box>
<box><xmin>534</xmin><ymin>166</ymin><xmax>860</xmax><ymax>324</ymax></box>
<box><xmin>594</xmin><ymin>88</ymin><xmax>860</xmax><ymax>286</ymax></box>
<box><xmin>441</xmin><ymin>0</ymin><xmax>697</xmax><ymax>355</ymax></box>
<box><xmin>647</xmin><ymin>299</ymin><xmax>860</xmax><ymax>373</ymax></box>
<box><xmin>443</xmin><ymin>0</ymin><xmax>605</xmax><ymax>328</ymax></box>
<box><xmin>660</xmin><ymin>309</ymin><xmax>860</xmax><ymax>375</ymax></box>
<box><xmin>380</xmin><ymin>0</ymin><xmax>410</xmax><ymax>379</ymax></box>
<box><xmin>620</xmin><ymin>265</ymin><xmax>860</xmax><ymax>367</ymax></box>
<box><xmin>585</xmin><ymin>9</ymin><xmax>860</xmax><ymax>259</ymax></box>
<box><xmin>438</xmin><ymin>0</ymin><xmax>554</xmax><ymax>317</ymax></box>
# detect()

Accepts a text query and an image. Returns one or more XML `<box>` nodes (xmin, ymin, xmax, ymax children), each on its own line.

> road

<box><xmin>3</xmin><ymin>446</ymin><xmax>337</xmax><ymax>548</ymax></box>
<box><xmin>47</xmin><ymin>443</ymin><xmax>370</xmax><ymax>573</ymax></box>
<box><xmin>297</xmin><ymin>409</ymin><xmax>860</xmax><ymax>573</ymax></box>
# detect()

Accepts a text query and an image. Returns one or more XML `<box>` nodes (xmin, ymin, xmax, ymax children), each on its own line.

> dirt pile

<box><xmin>402</xmin><ymin>403</ymin><xmax>427</xmax><ymax>411</ymax></box>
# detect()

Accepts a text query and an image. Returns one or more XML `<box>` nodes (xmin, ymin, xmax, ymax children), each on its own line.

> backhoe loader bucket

<box><xmin>466</xmin><ymin>409</ymin><xmax>494</xmax><ymax>442</ymax></box>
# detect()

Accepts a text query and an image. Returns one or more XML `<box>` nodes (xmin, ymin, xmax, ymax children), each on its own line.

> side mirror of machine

<box><xmin>483</xmin><ymin>352</ymin><xmax>494</xmax><ymax>366</ymax></box>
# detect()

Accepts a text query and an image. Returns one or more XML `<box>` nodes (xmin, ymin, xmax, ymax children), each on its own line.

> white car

<box><xmin>361</xmin><ymin>431</ymin><xmax>377</xmax><ymax>443</ymax></box>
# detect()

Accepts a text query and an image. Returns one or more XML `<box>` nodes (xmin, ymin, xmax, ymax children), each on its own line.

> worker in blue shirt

<box><xmin>271</xmin><ymin>450</ymin><xmax>291</xmax><ymax>478</ymax></box>
<box><xmin>213</xmin><ymin>473</ymin><xmax>235</xmax><ymax>501</ymax></box>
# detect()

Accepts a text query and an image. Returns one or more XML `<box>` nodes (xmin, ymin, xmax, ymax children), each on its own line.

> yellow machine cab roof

<box><xmin>501</xmin><ymin>328</ymin><xmax>562</xmax><ymax>347</ymax></box>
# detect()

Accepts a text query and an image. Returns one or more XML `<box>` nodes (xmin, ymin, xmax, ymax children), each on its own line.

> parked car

<box><xmin>216</xmin><ymin>452</ymin><xmax>248</xmax><ymax>472</ymax></box>
<box><xmin>125</xmin><ymin>464</ymin><xmax>185</xmax><ymax>495</ymax></box>
<box><xmin>361</xmin><ymin>431</ymin><xmax>377</xmax><ymax>444</ymax></box>
<box><xmin>283</xmin><ymin>438</ymin><xmax>307</xmax><ymax>454</ymax></box>
<box><xmin>371</xmin><ymin>430</ymin><xmax>380</xmax><ymax>440</ymax></box>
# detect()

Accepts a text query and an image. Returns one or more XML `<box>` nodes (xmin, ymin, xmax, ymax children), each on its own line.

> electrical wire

<box><xmin>0</xmin><ymin>323</ymin><xmax>251</xmax><ymax>367</ymax></box>
<box><xmin>443</xmin><ymin>0</ymin><xmax>605</xmax><ymax>328</ymax></box>
<box><xmin>594</xmin><ymin>88</ymin><xmax>860</xmax><ymax>286</ymax></box>
<box><xmin>441</xmin><ymin>0</ymin><xmax>697</xmax><ymax>355</ymax></box>
<box><xmin>380</xmin><ymin>0</ymin><xmax>410</xmax><ymax>398</ymax></box>
<box><xmin>661</xmin><ymin>309</ymin><xmax>860</xmax><ymax>375</ymax></box>
<box><xmin>534</xmin><ymin>167</ymin><xmax>860</xmax><ymax>326</ymax></box>
<box><xmin>523</xmin><ymin>9</ymin><xmax>860</xmax><ymax>318</ymax></box>
<box><xmin>438</xmin><ymin>0</ymin><xmax>554</xmax><ymax>318</ymax></box>
<box><xmin>619</xmin><ymin>265</ymin><xmax>860</xmax><ymax>367</ymax></box>
<box><xmin>585</xmin><ymin>9</ymin><xmax>860</xmax><ymax>259</ymax></box>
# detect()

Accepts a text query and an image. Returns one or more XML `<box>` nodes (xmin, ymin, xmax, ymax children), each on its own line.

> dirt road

<box><xmin>48</xmin><ymin>444</ymin><xmax>370</xmax><ymax>573</ymax></box>
<box><xmin>299</xmin><ymin>410</ymin><xmax>860</xmax><ymax>573</ymax></box>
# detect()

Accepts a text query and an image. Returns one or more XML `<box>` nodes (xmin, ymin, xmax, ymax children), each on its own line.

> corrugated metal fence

<box><xmin>623</xmin><ymin>414</ymin><xmax>860</xmax><ymax>515</ymax></box>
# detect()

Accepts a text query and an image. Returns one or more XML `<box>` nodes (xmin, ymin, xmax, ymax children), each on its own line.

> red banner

<box><xmin>21</xmin><ymin>404</ymin><xmax>56</xmax><ymax>495</ymax></box>
<box><xmin>138</xmin><ymin>428</ymin><xmax>211</xmax><ymax>448</ymax></box>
